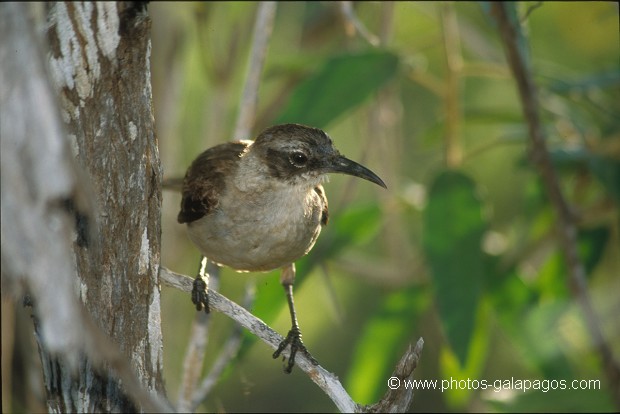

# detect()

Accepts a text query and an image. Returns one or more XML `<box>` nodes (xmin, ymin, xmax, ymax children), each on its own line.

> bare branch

<box><xmin>339</xmin><ymin>1</ymin><xmax>380</xmax><ymax>47</ymax></box>
<box><xmin>522</xmin><ymin>2</ymin><xmax>543</xmax><ymax>23</ymax></box>
<box><xmin>440</xmin><ymin>2</ymin><xmax>463</xmax><ymax>168</ymax></box>
<box><xmin>190</xmin><ymin>282</ymin><xmax>256</xmax><ymax>411</ymax></box>
<box><xmin>491</xmin><ymin>3</ymin><xmax>620</xmax><ymax>408</ymax></box>
<box><xmin>160</xmin><ymin>267</ymin><xmax>424</xmax><ymax>413</ymax></box>
<box><xmin>160</xmin><ymin>267</ymin><xmax>357</xmax><ymax>411</ymax></box>
<box><xmin>177</xmin><ymin>258</ymin><xmax>219</xmax><ymax>412</ymax></box>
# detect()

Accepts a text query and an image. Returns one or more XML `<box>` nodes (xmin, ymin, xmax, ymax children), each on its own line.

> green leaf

<box><xmin>537</xmin><ymin>250</ymin><xmax>570</xmax><ymax>299</ymax></box>
<box><xmin>274</xmin><ymin>50</ymin><xmax>399</xmax><ymax>128</ymax></box>
<box><xmin>522</xmin><ymin>300</ymin><xmax>574</xmax><ymax>380</ymax></box>
<box><xmin>438</xmin><ymin>296</ymin><xmax>492</xmax><ymax>408</ymax></box>
<box><xmin>422</xmin><ymin>170</ymin><xmax>487</xmax><ymax>366</ymax></box>
<box><xmin>307</xmin><ymin>203</ymin><xmax>383</xmax><ymax>265</ymax></box>
<box><xmin>487</xmin><ymin>269</ymin><xmax>537</xmax><ymax>338</ymax></box>
<box><xmin>546</xmin><ymin>70</ymin><xmax>620</xmax><ymax>94</ymax></box>
<box><xmin>247</xmin><ymin>270</ymin><xmax>284</xmax><ymax>330</ymax></box>
<box><xmin>579</xmin><ymin>226</ymin><xmax>611</xmax><ymax>275</ymax></box>
<box><xmin>547</xmin><ymin>142</ymin><xmax>620</xmax><ymax>204</ymax></box>
<box><xmin>346</xmin><ymin>285</ymin><xmax>430</xmax><ymax>404</ymax></box>
<box><xmin>536</xmin><ymin>225</ymin><xmax>610</xmax><ymax>297</ymax></box>
<box><xmin>589</xmin><ymin>156</ymin><xmax>620</xmax><ymax>202</ymax></box>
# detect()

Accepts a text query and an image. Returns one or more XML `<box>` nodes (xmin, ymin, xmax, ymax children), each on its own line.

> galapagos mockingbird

<box><xmin>177</xmin><ymin>123</ymin><xmax>386</xmax><ymax>373</ymax></box>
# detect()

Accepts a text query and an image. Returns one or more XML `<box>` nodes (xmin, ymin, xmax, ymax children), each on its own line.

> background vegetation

<box><xmin>151</xmin><ymin>2</ymin><xmax>619</xmax><ymax>412</ymax></box>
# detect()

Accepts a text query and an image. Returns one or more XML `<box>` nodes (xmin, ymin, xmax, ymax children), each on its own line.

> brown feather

<box><xmin>177</xmin><ymin>141</ymin><xmax>249</xmax><ymax>224</ymax></box>
<box><xmin>314</xmin><ymin>185</ymin><xmax>329</xmax><ymax>226</ymax></box>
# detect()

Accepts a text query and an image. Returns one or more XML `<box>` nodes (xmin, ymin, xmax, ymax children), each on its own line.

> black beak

<box><xmin>327</xmin><ymin>155</ymin><xmax>387</xmax><ymax>189</ymax></box>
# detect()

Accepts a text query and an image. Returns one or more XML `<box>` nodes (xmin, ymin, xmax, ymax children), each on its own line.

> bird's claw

<box><xmin>191</xmin><ymin>276</ymin><xmax>210</xmax><ymax>314</ymax></box>
<box><xmin>273</xmin><ymin>326</ymin><xmax>318</xmax><ymax>373</ymax></box>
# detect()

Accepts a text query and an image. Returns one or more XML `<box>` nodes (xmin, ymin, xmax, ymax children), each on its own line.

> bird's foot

<box><xmin>273</xmin><ymin>326</ymin><xmax>318</xmax><ymax>373</ymax></box>
<box><xmin>191</xmin><ymin>275</ymin><xmax>210</xmax><ymax>313</ymax></box>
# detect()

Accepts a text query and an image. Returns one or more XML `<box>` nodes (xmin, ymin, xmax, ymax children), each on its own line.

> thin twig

<box><xmin>339</xmin><ymin>1</ymin><xmax>380</xmax><ymax>47</ymax></box>
<box><xmin>440</xmin><ymin>1</ymin><xmax>463</xmax><ymax>168</ymax></box>
<box><xmin>232</xmin><ymin>1</ymin><xmax>277</xmax><ymax>140</ymax></box>
<box><xmin>378</xmin><ymin>1</ymin><xmax>395</xmax><ymax>45</ymax></box>
<box><xmin>176</xmin><ymin>317</ymin><xmax>211</xmax><ymax>411</ymax></box>
<box><xmin>407</xmin><ymin>66</ymin><xmax>446</xmax><ymax>97</ymax></box>
<box><xmin>177</xmin><ymin>258</ymin><xmax>219</xmax><ymax>412</ymax></box>
<box><xmin>190</xmin><ymin>282</ymin><xmax>256</xmax><ymax>411</ymax></box>
<box><xmin>521</xmin><ymin>2</ymin><xmax>543</xmax><ymax>23</ymax></box>
<box><xmin>491</xmin><ymin>3</ymin><xmax>620</xmax><ymax>408</ymax></box>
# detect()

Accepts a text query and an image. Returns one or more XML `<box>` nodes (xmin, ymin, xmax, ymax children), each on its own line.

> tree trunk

<box><xmin>1</xmin><ymin>2</ymin><xmax>165</xmax><ymax>411</ymax></box>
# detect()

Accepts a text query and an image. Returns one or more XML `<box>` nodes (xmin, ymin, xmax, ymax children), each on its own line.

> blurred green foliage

<box><xmin>152</xmin><ymin>2</ymin><xmax>619</xmax><ymax>412</ymax></box>
<box><xmin>423</xmin><ymin>171</ymin><xmax>487</xmax><ymax>366</ymax></box>
<box><xmin>275</xmin><ymin>50</ymin><xmax>399</xmax><ymax>127</ymax></box>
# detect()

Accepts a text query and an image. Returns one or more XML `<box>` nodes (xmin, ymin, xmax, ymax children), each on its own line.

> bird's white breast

<box><xmin>187</xmin><ymin>178</ymin><xmax>324</xmax><ymax>272</ymax></box>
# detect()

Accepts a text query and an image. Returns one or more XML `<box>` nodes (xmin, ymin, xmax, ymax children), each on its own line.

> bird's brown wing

<box><xmin>177</xmin><ymin>141</ymin><xmax>249</xmax><ymax>224</ymax></box>
<box><xmin>314</xmin><ymin>185</ymin><xmax>329</xmax><ymax>226</ymax></box>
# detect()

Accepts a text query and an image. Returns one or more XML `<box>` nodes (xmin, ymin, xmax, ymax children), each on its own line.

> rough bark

<box><xmin>1</xmin><ymin>2</ymin><xmax>165</xmax><ymax>411</ymax></box>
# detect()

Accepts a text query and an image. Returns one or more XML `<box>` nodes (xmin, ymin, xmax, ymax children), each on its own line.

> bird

<box><xmin>177</xmin><ymin>123</ymin><xmax>386</xmax><ymax>373</ymax></box>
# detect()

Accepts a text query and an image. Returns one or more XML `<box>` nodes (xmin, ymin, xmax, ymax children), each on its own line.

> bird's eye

<box><xmin>289</xmin><ymin>151</ymin><xmax>308</xmax><ymax>167</ymax></box>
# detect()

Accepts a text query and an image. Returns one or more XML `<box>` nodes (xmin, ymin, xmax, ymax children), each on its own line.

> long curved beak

<box><xmin>327</xmin><ymin>155</ymin><xmax>387</xmax><ymax>189</ymax></box>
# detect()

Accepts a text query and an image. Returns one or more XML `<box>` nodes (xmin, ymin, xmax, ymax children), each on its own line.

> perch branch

<box><xmin>160</xmin><ymin>267</ymin><xmax>424</xmax><ymax>412</ymax></box>
<box><xmin>160</xmin><ymin>267</ymin><xmax>357</xmax><ymax>412</ymax></box>
<box><xmin>491</xmin><ymin>3</ymin><xmax>620</xmax><ymax>407</ymax></box>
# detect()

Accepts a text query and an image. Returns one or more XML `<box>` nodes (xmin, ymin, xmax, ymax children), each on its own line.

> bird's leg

<box><xmin>191</xmin><ymin>256</ymin><xmax>210</xmax><ymax>313</ymax></box>
<box><xmin>273</xmin><ymin>263</ymin><xmax>318</xmax><ymax>373</ymax></box>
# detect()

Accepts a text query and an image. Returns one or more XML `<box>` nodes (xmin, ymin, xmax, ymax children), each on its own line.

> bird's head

<box><xmin>250</xmin><ymin>123</ymin><xmax>387</xmax><ymax>189</ymax></box>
